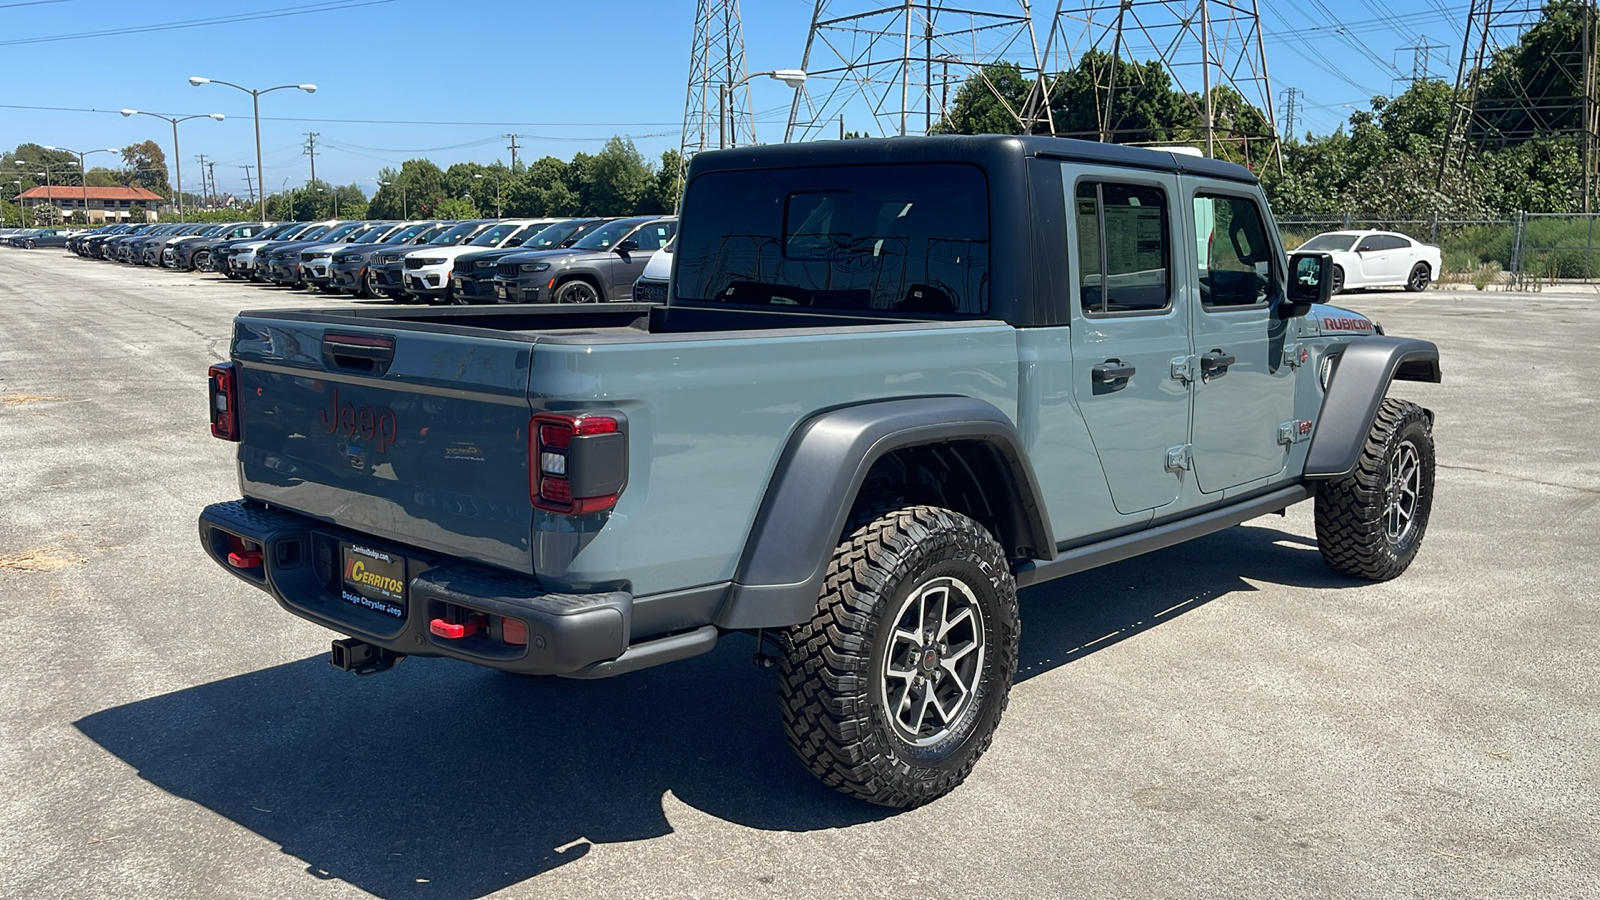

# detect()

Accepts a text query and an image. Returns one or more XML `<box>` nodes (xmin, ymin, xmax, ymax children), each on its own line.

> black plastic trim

<box><xmin>1305</xmin><ymin>336</ymin><xmax>1441</xmax><ymax>479</ymax></box>
<box><xmin>1014</xmin><ymin>484</ymin><xmax>1312</xmax><ymax>587</ymax></box>
<box><xmin>716</xmin><ymin>396</ymin><xmax>1052</xmax><ymax>630</ymax></box>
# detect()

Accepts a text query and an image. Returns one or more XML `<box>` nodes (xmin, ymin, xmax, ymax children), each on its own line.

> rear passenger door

<box><xmin>1186</xmin><ymin>183</ymin><xmax>1297</xmax><ymax>493</ymax></box>
<box><xmin>1067</xmin><ymin>169</ymin><xmax>1193</xmax><ymax>515</ymax></box>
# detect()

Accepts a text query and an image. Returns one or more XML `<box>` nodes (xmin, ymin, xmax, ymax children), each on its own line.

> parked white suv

<box><xmin>1295</xmin><ymin>230</ymin><xmax>1442</xmax><ymax>294</ymax></box>
<box><xmin>401</xmin><ymin>219</ymin><xmax>559</xmax><ymax>303</ymax></box>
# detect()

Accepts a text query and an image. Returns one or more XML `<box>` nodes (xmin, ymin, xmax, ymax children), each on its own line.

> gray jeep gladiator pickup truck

<box><xmin>199</xmin><ymin>135</ymin><xmax>1440</xmax><ymax>808</ymax></box>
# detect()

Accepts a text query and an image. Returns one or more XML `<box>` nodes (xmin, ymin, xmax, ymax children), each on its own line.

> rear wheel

<box><xmin>1405</xmin><ymin>262</ymin><xmax>1432</xmax><ymax>292</ymax></box>
<box><xmin>779</xmin><ymin>505</ymin><xmax>1019</xmax><ymax>808</ymax></box>
<box><xmin>1314</xmin><ymin>399</ymin><xmax>1435</xmax><ymax>581</ymax></box>
<box><xmin>553</xmin><ymin>279</ymin><xmax>601</xmax><ymax>304</ymax></box>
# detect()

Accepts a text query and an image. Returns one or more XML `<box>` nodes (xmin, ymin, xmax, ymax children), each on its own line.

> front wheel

<box><xmin>552</xmin><ymin>279</ymin><xmax>601</xmax><ymax>304</ymax></box>
<box><xmin>356</xmin><ymin>269</ymin><xmax>379</xmax><ymax>299</ymax></box>
<box><xmin>1331</xmin><ymin>264</ymin><xmax>1345</xmax><ymax>295</ymax></box>
<box><xmin>1405</xmin><ymin>262</ymin><xmax>1432</xmax><ymax>292</ymax></box>
<box><xmin>779</xmin><ymin>505</ymin><xmax>1019</xmax><ymax>808</ymax></box>
<box><xmin>1314</xmin><ymin>399</ymin><xmax>1435</xmax><ymax>581</ymax></box>
<box><xmin>194</xmin><ymin>251</ymin><xmax>214</xmax><ymax>273</ymax></box>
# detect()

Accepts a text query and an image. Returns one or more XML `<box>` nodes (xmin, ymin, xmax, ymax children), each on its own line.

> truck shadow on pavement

<box><xmin>75</xmin><ymin>521</ymin><xmax>1351</xmax><ymax>899</ymax></box>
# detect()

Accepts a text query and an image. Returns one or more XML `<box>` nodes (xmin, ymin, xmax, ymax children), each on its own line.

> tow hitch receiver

<box><xmin>330</xmin><ymin>637</ymin><xmax>403</xmax><ymax>675</ymax></box>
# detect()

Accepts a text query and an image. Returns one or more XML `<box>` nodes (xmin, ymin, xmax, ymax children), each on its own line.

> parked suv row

<box><xmin>48</xmin><ymin>213</ymin><xmax>680</xmax><ymax>308</ymax></box>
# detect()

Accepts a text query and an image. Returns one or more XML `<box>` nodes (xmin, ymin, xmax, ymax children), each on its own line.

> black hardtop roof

<box><xmin>686</xmin><ymin>133</ymin><xmax>1257</xmax><ymax>185</ymax></box>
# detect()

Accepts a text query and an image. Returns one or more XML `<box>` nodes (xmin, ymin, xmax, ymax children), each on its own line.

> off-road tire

<box><xmin>1314</xmin><ymin>398</ymin><xmax>1435</xmax><ymax>580</ymax></box>
<box><xmin>778</xmin><ymin>505</ymin><xmax>1019</xmax><ymax>808</ymax></box>
<box><xmin>1404</xmin><ymin>262</ymin><xmax>1432</xmax><ymax>292</ymax></box>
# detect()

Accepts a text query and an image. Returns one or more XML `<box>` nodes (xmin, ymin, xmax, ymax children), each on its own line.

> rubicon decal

<box><xmin>1322</xmin><ymin>317</ymin><xmax>1372</xmax><ymax>332</ymax></box>
<box><xmin>319</xmin><ymin>386</ymin><xmax>398</xmax><ymax>452</ymax></box>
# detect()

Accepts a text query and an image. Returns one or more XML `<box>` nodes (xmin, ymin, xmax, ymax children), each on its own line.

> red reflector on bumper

<box><xmin>430</xmin><ymin>618</ymin><xmax>478</xmax><ymax>639</ymax></box>
<box><xmin>228</xmin><ymin>550</ymin><xmax>263</xmax><ymax>568</ymax></box>
<box><xmin>502</xmin><ymin>617</ymin><xmax>528</xmax><ymax>645</ymax></box>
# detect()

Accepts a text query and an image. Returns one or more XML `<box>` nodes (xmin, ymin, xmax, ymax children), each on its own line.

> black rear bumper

<box><xmin>199</xmin><ymin>500</ymin><xmax>642</xmax><ymax>676</ymax></box>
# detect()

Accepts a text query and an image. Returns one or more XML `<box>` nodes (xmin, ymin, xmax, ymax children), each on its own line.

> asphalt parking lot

<box><xmin>1</xmin><ymin>249</ymin><xmax>1595</xmax><ymax>899</ymax></box>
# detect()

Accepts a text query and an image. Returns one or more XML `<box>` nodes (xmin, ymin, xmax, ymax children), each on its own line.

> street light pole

<box><xmin>120</xmin><ymin>109</ymin><xmax>225</xmax><ymax>220</ymax></box>
<box><xmin>718</xmin><ymin>69</ymin><xmax>808</xmax><ymax>151</ymax></box>
<box><xmin>44</xmin><ymin>146</ymin><xmax>119</xmax><ymax>224</ymax></box>
<box><xmin>188</xmin><ymin>76</ymin><xmax>316</xmax><ymax>221</ymax></box>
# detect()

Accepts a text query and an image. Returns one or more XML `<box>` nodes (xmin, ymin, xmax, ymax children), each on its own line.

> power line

<box><xmin>0</xmin><ymin>0</ymin><xmax>394</xmax><ymax>47</ymax></box>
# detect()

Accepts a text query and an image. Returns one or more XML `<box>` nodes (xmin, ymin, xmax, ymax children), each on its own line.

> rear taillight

<box><xmin>208</xmin><ymin>362</ymin><xmax>239</xmax><ymax>441</ymax></box>
<box><xmin>530</xmin><ymin>412</ymin><xmax>626</xmax><ymax>514</ymax></box>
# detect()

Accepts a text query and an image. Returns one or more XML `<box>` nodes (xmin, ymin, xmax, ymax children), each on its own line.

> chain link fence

<box><xmin>1274</xmin><ymin>212</ymin><xmax>1600</xmax><ymax>289</ymax></box>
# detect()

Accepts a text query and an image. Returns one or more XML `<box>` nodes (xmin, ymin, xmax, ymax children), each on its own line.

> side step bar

<box><xmin>1014</xmin><ymin>484</ymin><xmax>1312</xmax><ymax>588</ymax></box>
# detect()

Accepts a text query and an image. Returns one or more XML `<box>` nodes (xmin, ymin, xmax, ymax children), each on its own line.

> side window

<box><xmin>1379</xmin><ymin>235</ymin><xmax>1410</xmax><ymax>251</ymax></box>
<box><xmin>629</xmin><ymin>224</ymin><xmax>667</xmax><ymax>252</ymax></box>
<box><xmin>1355</xmin><ymin>235</ymin><xmax>1381</xmax><ymax>252</ymax></box>
<box><xmin>1193</xmin><ymin>193</ymin><xmax>1272</xmax><ymax>308</ymax></box>
<box><xmin>1074</xmin><ymin>181</ymin><xmax>1170</xmax><ymax>314</ymax></box>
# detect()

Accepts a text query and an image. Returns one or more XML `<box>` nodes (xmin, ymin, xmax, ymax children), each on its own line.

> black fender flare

<box><xmin>1305</xmin><ymin>336</ymin><xmax>1441</xmax><ymax>479</ymax></box>
<box><xmin>714</xmin><ymin>396</ymin><xmax>1053</xmax><ymax>630</ymax></box>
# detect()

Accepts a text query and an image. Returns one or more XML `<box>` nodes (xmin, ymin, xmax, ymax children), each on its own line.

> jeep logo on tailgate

<box><xmin>319</xmin><ymin>386</ymin><xmax>398</xmax><ymax>452</ymax></box>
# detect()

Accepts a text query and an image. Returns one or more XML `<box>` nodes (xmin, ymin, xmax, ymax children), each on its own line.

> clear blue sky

<box><xmin>1</xmin><ymin>0</ymin><xmax>1477</xmax><ymax>200</ymax></box>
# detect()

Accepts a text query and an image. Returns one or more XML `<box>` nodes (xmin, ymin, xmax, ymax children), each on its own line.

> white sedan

<box><xmin>1295</xmin><ymin>230</ymin><xmax>1441</xmax><ymax>294</ymax></box>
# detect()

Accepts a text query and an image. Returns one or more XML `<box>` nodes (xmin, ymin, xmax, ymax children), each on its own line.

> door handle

<box><xmin>1092</xmin><ymin>361</ymin><xmax>1136</xmax><ymax>383</ymax></box>
<box><xmin>1200</xmin><ymin>351</ymin><xmax>1235</xmax><ymax>373</ymax></box>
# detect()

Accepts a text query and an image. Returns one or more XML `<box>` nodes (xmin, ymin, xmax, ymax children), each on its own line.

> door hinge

<box><xmin>1170</xmin><ymin>355</ymin><xmax>1197</xmax><ymax>385</ymax></box>
<box><xmin>1284</xmin><ymin>342</ymin><xmax>1307</xmax><ymax>368</ymax></box>
<box><xmin>1278</xmin><ymin>419</ymin><xmax>1314</xmax><ymax>445</ymax></box>
<box><xmin>1165</xmin><ymin>444</ymin><xmax>1192</xmax><ymax>472</ymax></box>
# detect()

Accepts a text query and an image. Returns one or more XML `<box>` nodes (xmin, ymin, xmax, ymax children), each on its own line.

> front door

<box><xmin>603</xmin><ymin>220</ymin><xmax>675</xmax><ymax>298</ymax></box>
<box><xmin>1186</xmin><ymin>184</ymin><xmax>1298</xmax><ymax>493</ymax></box>
<box><xmin>1067</xmin><ymin>169</ymin><xmax>1193</xmax><ymax>515</ymax></box>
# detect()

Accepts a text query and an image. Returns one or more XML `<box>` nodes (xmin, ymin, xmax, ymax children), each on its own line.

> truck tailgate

<box><xmin>231</xmin><ymin>315</ymin><xmax>536</xmax><ymax>573</ymax></box>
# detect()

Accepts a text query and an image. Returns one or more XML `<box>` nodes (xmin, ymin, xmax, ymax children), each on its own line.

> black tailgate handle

<box><xmin>323</xmin><ymin>333</ymin><xmax>395</xmax><ymax>376</ymax></box>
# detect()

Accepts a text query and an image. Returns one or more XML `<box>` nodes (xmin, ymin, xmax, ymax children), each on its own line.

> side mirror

<box><xmin>1284</xmin><ymin>251</ymin><xmax>1332</xmax><ymax>316</ymax></box>
<box><xmin>615</xmin><ymin>239</ymin><xmax>640</xmax><ymax>253</ymax></box>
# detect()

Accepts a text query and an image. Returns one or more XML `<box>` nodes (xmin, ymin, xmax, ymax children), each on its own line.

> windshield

<box><xmin>255</xmin><ymin>223</ymin><xmax>299</xmax><ymax>240</ymax></box>
<box><xmin>351</xmin><ymin>224</ymin><xmax>396</xmax><ymax>243</ymax></box>
<box><xmin>428</xmin><ymin>222</ymin><xmax>486</xmax><ymax>245</ymax></box>
<box><xmin>675</xmin><ymin>163</ymin><xmax>990</xmax><ymax>317</ymax></box>
<box><xmin>320</xmin><ymin>222</ymin><xmax>365</xmax><ymax>243</ymax></box>
<box><xmin>572</xmin><ymin>219</ymin><xmax>642</xmax><ymax>251</ymax></box>
<box><xmin>411</xmin><ymin>223</ymin><xmax>451</xmax><ymax>243</ymax></box>
<box><xmin>468</xmin><ymin>221</ymin><xmax>529</xmax><ymax>247</ymax></box>
<box><xmin>293</xmin><ymin>224</ymin><xmax>333</xmax><ymax>241</ymax></box>
<box><xmin>520</xmin><ymin>220</ymin><xmax>593</xmax><ymax>249</ymax></box>
<box><xmin>1299</xmin><ymin>233</ymin><xmax>1358</xmax><ymax>252</ymax></box>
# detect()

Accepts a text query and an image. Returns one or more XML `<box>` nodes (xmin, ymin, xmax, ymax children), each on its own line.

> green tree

<box><xmin>1473</xmin><ymin>0</ymin><xmax>1598</xmax><ymax>146</ymax></box>
<box><xmin>120</xmin><ymin>140</ymin><xmax>170</xmax><ymax>195</ymax></box>
<box><xmin>930</xmin><ymin>62</ymin><xmax>1032</xmax><ymax>135</ymax></box>
<box><xmin>432</xmin><ymin>195</ymin><xmax>479</xmax><ymax>219</ymax></box>
<box><xmin>643</xmin><ymin>149</ymin><xmax>683</xmax><ymax>213</ymax></box>
<box><xmin>369</xmin><ymin>159</ymin><xmax>446</xmax><ymax>218</ymax></box>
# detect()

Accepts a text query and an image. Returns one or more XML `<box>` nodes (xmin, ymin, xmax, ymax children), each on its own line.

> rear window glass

<box><xmin>675</xmin><ymin>163</ymin><xmax>990</xmax><ymax>316</ymax></box>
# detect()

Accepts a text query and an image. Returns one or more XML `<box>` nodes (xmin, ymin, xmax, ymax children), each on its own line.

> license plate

<box><xmin>453</xmin><ymin>277</ymin><xmax>462</xmax><ymax>290</ymax></box>
<box><xmin>340</xmin><ymin>543</ymin><xmax>406</xmax><ymax>618</ymax></box>
<box><xmin>496</xmin><ymin>285</ymin><xmax>507</xmax><ymax>298</ymax></box>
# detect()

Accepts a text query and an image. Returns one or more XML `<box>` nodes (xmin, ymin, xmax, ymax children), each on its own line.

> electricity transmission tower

<box><xmin>1437</xmin><ymin>0</ymin><xmax>1600</xmax><ymax>210</ymax></box>
<box><xmin>1038</xmin><ymin>1</ymin><xmax>1281</xmax><ymax>171</ymax></box>
<box><xmin>783</xmin><ymin>1</ymin><xmax>1051</xmax><ymax>142</ymax></box>
<box><xmin>681</xmin><ymin>0</ymin><xmax>754</xmax><ymax>163</ymax></box>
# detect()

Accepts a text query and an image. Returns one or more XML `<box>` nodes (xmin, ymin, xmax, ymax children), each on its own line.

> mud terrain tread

<box><xmin>778</xmin><ymin>505</ymin><xmax>1018</xmax><ymax>808</ymax></box>
<box><xmin>1314</xmin><ymin>398</ymin><xmax>1434</xmax><ymax>580</ymax></box>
